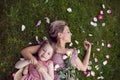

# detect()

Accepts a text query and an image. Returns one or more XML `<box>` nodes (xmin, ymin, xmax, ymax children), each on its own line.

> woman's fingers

<box><xmin>84</xmin><ymin>40</ymin><xmax>91</xmax><ymax>50</ymax></box>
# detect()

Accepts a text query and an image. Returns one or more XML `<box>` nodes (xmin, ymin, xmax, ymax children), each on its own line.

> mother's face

<box><xmin>61</xmin><ymin>26</ymin><xmax>72</xmax><ymax>43</ymax></box>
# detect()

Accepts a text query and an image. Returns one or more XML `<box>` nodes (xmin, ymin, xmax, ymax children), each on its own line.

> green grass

<box><xmin>0</xmin><ymin>0</ymin><xmax>120</xmax><ymax>80</ymax></box>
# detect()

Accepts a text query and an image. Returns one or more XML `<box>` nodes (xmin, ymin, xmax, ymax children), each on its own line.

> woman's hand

<box><xmin>84</xmin><ymin>40</ymin><xmax>91</xmax><ymax>51</ymax></box>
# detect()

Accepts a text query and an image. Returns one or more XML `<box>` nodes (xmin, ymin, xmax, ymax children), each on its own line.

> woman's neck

<box><xmin>55</xmin><ymin>40</ymin><xmax>66</xmax><ymax>53</ymax></box>
<box><xmin>56</xmin><ymin>40</ymin><xmax>65</xmax><ymax>49</ymax></box>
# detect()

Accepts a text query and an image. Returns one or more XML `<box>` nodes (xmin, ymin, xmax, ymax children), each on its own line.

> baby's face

<box><xmin>38</xmin><ymin>44</ymin><xmax>53</xmax><ymax>61</ymax></box>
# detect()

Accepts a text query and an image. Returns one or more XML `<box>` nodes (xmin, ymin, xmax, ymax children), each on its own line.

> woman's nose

<box><xmin>70</xmin><ymin>32</ymin><xmax>72</xmax><ymax>35</ymax></box>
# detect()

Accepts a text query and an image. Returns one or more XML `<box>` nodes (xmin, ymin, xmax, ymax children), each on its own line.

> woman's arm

<box><xmin>21</xmin><ymin>45</ymin><xmax>40</xmax><ymax>65</ymax></box>
<box><xmin>75</xmin><ymin>40</ymin><xmax>91</xmax><ymax>71</ymax></box>
<box><xmin>36</xmin><ymin>62</ymin><xmax>54</xmax><ymax>80</ymax></box>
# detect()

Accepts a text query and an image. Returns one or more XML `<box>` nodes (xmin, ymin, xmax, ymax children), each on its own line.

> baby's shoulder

<box><xmin>47</xmin><ymin>60</ymin><xmax>53</xmax><ymax>65</ymax></box>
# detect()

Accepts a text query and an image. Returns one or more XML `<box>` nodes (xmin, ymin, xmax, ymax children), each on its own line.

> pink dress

<box><xmin>21</xmin><ymin>60</ymin><xmax>53</xmax><ymax>80</ymax></box>
<box><xmin>52</xmin><ymin>48</ymin><xmax>78</xmax><ymax>80</ymax></box>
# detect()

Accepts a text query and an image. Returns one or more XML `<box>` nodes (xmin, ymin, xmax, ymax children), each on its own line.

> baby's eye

<box><xmin>43</xmin><ymin>49</ymin><xmax>46</xmax><ymax>52</ymax></box>
<box><xmin>47</xmin><ymin>52</ymin><xmax>50</xmax><ymax>55</ymax></box>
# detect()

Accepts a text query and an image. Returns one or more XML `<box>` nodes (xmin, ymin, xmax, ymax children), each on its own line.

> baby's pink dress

<box><xmin>52</xmin><ymin>48</ymin><xmax>78</xmax><ymax>80</ymax></box>
<box><xmin>21</xmin><ymin>60</ymin><xmax>53</xmax><ymax>80</ymax></box>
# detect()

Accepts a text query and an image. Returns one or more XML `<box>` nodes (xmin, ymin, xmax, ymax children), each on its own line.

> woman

<box><xmin>21</xmin><ymin>20</ymin><xmax>91</xmax><ymax>79</ymax></box>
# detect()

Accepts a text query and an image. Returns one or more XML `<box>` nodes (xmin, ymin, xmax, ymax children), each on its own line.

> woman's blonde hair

<box><xmin>48</xmin><ymin>20</ymin><xmax>67</xmax><ymax>43</ymax></box>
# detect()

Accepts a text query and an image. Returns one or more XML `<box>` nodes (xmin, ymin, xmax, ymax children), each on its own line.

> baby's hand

<box><xmin>23</xmin><ymin>66</ymin><xmax>28</xmax><ymax>75</ymax></box>
<box><xmin>29</xmin><ymin>57</ymin><xmax>38</xmax><ymax>65</ymax></box>
<box><xmin>84</xmin><ymin>40</ymin><xmax>91</xmax><ymax>50</ymax></box>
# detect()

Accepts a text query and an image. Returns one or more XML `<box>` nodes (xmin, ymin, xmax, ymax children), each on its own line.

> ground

<box><xmin>0</xmin><ymin>0</ymin><xmax>120</xmax><ymax>80</ymax></box>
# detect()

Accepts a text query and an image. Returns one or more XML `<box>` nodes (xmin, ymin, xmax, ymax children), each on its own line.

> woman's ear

<box><xmin>58</xmin><ymin>33</ymin><xmax>63</xmax><ymax>39</ymax></box>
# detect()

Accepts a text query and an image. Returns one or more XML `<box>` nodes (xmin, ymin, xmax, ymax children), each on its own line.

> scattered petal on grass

<box><xmin>102</xmin><ymin>23</ymin><xmax>106</xmax><ymax>27</ymax></box>
<box><xmin>107</xmin><ymin>10</ymin><xmax>112</xmax><ymax>14</ymax></box>
<box><xmin>95</xmin><ymin>65</ymin><xmax>99</xmax><ymax>70</ymax></box>
<box><xmin>90</xmin><ymin>21</ymin><xmax>94</xmax><ymax>25</ymax></box>
<box><xmin>97</xmin><ymin>76</ymin><xmax>104</xmax><ymax>79</ymax></box>
<box><xmin>36</xmin><ymin>20</ymin><xmax>41</xmax><ymax>27</ymax></box>
<box><xmin>94</xmin><ymin>57</ymin><xmax>98</xmax><ymax>62</ymax></box>
<box><xmin>86</xmin><ymin>72</ymin><xmax>90</xmax><ymax>77</ymax></box>
<box><xmin>100</xmin><ymin>72</ymin><xmax>103</xmax><ymax>74</ymax></box>
<box><xmin>75</xmin><ymin>40</ymin><xmax>79</xmax><ymax>45</ymax></box>
<box><xmin>67</xmin><ymin>8</ymin><xmax>72</xmax><ymax>13</ymax></box>
<box><xmin>82</xmin><ymin>30</ymin><xmax>85</xmax><ymax>33</ymax></box>
<box><xmin>107</xmin><ymin>43</ymin><xmax>112</xmax><ymax>48</ymax></box>
<box><xmin>93</xmin><ymin>17</ymin><xmax>97</xmax><ymax>22</ymax></box>
<box><xmin>44</xmin><ymin>17</ymin><xmax>50</xmax><ymax>23</ymax></box>
<box><xmin>93</xmin><ymin>23</ymin><xmax>97</xmax><ymax>27</ymax></box>
<box><xmin>83</xmin><ymin>71</ymin><xmax>88</xmax><ymax>75</ymax></box>
<box><xmin>35</xmin><ymin>36</ymin><xmax>40</xmax><ymax>44</ymax></box>
<box><xmin>102</xmin><ymin>4</ymin><xmax>105</xmax><ymax>9</ymax></box>
<box><xmin>105</xmin><ymin>54</ymin><xmax>110</xmax><ymax>59</ymax></box>
<box><xmin>12</xmin><ymin>72</ymin><xmax>16</xmax><ymax>77</ymax></box>
<box><xmin>88</xmin><ymin>34</ymin><xmax>93</xmax><ymax>37</ymax></box>
<box><xmin>90</xmin><ymin>21</ymin><xmax>97</xmax><ymax>27</ymax></box>
<box><xmin>101</xmin><ymin>42</ymin><xmax>105</xmax><ymax>46</ymax></box>
<box><xmin>100</xmin><ymin>10</ymin><xmax>103</xmax><ymax>15</ymax></box>
<box><xmin>69</xmin><ymin>42</ymin><xmax>73</xmax><ymax>47</ymax></box>
<box><xmin>88</xmin><ymin>61</ymin><xmax>92</xmax><ymax>65</ymax></box>
<box><xmin>28</xmin><ymin>42</ymin><xmax>32</xmax><ymax>45</ymax></box>
<box><xmin>91</xmin><ymin>71</ymin><xmax>95</xmax><ymax>76</ymax></box>
<box><xmin>87</xmin><ymin>66</ymin><xmax>92</xmax><ymax>70</ymax></box>
<box><xmin>21</xmin><ymin>25</ymin><xmax>25</xmax><ymax>31</ymax></box>
<box><xmin>98</xmin><ymin>15</ymin><xmax>103</xmax><ymax>20</ymax></box>
<box><xmin>103</xmin><ymin>60</ymin><xmax>108</xmax><ymax>65</ymax></box>
<box><xmin>77</xmin><ymin>49</ymin><xmax>80</xmax><ymax>54</ymax></box>
<box><xmin>96</xmin><ymin>48</ymin><xmax>100</xmax><ymax>52</ymax></box>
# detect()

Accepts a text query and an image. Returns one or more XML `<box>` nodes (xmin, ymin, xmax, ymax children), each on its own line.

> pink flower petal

<box><xmin>98</xmin><ymin>15</ymin><xmax>103</xmax><ymax>20</ymax></box>
<box><xmin>94</xmin><ymin>57</ymin><xmax>98</xmax><ymax>62</ymax></box>
<box><xmin>107</xmin><ymin>43</ymin><xmax>112</xmax><ymax>48</ymax></box>
<box><xmin>105</xmin><ymin>54</ymin><xmax>110</xmax><ymax>59</ymax></box>
<box><xmin>12</xmin><ymin>72</ymin><xmax>16</xmax><ymax>77</ymax></box>
<box><xmin>83</xmin><ymin>71</ymin><xmax>88</xmax><ymax>75</ymax></box>
<box><xmin>36</xmin><ymin>20</ymin><xmax>41</xmax><ymax>27</ymax></box>
<box><xmin>100</xmin><ymin>10</ymin><xmax>104</xmax><ymax>15</ymax></box>
<box><xmin>107</xmin><ymin>10</ymin><xmax>112</xmax><ymax>14</ymax></box>
<box><xmin>91</xmin><ymin>71</ymin><xmax>95</xmax><ymax>76</ymax></box>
